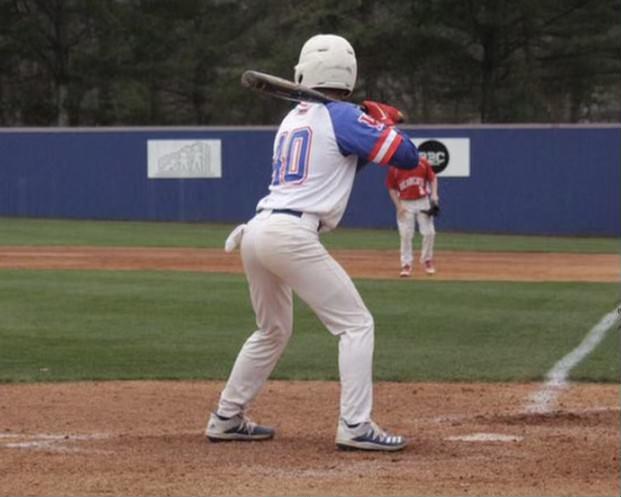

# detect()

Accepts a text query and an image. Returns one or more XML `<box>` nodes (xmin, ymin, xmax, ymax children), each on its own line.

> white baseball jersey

<box><xmin>256</xmin><ymin>101</ymin><xmax>419</xmax><ymax>230</ymax></box>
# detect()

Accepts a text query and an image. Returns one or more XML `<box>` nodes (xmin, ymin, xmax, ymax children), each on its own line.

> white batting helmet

<box><xmin>294</xmin><ymin>34</ymin><xmax>357</xmax><ymax>95</ymax></box>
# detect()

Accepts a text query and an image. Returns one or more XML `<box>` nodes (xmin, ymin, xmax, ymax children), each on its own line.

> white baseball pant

<box><xmin>397</xmin><ymin>197</ymin><xmax>436</xmax><ymax>267</ymax></box>
<box><xmin>216</xmin><ymin>210</ymin><xmax>374</xmax><ymax>425</ymax></box>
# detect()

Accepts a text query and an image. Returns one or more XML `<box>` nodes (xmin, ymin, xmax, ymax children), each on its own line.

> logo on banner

<box><xmin>418</xmin><ymin>140</ymin><xmax>450</xmax><ymax>174</ymax></box>
<box><xmin>411</xmin><ymin>137</ymin><xmax>470</xmax><ymax>177</ymax></box>
<box><xmin>148</xmin><ymin>140</ymin><xmax>222</xmax><ymax>178</ymax></box>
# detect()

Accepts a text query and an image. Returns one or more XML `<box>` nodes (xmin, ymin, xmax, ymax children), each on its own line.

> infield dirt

<box><xmin>0</xmin><ymin>246</ymin><xmax>618</xmax><ymax>282</ymax></box>
<box><xmin>1</xmin><ymin>381</ymin><xmax>618</xmax><ymax>496</ymax></box>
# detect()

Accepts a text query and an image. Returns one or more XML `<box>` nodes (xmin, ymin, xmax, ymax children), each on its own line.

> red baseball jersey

<box><xmin>385</xmin><ymin>157</ymin><xmax>436</xmax><ymax>200</ymax></box>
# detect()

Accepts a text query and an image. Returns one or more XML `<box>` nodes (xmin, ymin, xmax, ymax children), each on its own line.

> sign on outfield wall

<box><xmin>411</xmin><ymin>138</ymin><xmax>470</xmax><ymax>177</ymax></box>
<box><xmin>147</xmin><ymin>139</ymin><xmax>222</xmax><ymax>178</ymax></box>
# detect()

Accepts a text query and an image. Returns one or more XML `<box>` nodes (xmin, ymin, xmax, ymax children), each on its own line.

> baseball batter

<box><xmin>206</xmin><ymin>34</ymin><xmax>420</xmax><ymax>451</ymax></box>
<box><xmin>386</xmin><ymin>157</ymin><xmax>438</xmax><ymax>276</ymax></box>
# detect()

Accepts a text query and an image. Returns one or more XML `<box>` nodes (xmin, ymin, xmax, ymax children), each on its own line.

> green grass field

<box><xmin>0</xmin><ymin>218</ymin><xmax>618</xmax><ymax>384</ymax></box>
<box><xmin>0</xmin><ymin>216</ymin><xmax>619</xmax><ymax>253</ymax></box>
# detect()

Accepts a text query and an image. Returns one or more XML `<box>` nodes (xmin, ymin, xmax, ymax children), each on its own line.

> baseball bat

<box><xmin>241</xmin><ymin>70</ymin><xmax>406</xmax><ymax>123</ymax></box>
<box><xmin>241</xmin><ymin>70</ymin><xmax>336</xmax><ymax>104</ymax></box>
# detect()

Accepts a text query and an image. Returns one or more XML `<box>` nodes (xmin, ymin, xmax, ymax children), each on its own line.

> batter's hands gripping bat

<box><xmin>241</xmin><ymin>70</ymin><xmax>406</xmax><ymax>124</ymax></box>
<box><xmin>359</xmin><ymin>100</ymin><xmax>404</xmax><ymax>126</ymax></box>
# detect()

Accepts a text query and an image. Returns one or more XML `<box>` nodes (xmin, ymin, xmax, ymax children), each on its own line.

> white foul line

<box><xmin>0</xmin><ymin>432</ymin><xmax>110</xmax><ymax>452</ymax></box>
<box><xmin>525</xmin><ymin>306</ymin><xmax>620</xmax><ymax>414</ymax></box>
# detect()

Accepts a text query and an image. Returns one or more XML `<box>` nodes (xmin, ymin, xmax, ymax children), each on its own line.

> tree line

<box><xmin>0</xmin><ymin>0</ymin><xmax>619</xmax><ymax>126</ymax></box>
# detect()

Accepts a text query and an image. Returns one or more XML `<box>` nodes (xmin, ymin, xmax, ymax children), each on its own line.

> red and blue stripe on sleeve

<box><xmin>327</xmin><ymin>101</ymin><xmax>418</xmax><ymax>170</ymax></box>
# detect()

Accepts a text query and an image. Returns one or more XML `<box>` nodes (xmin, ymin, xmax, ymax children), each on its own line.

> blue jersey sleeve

<box><xmin>326</xmin><ymin>101</ymin><xmax>418</xmax><ymax>170</ymax></box>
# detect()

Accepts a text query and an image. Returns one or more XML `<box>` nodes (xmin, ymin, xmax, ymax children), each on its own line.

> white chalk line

<box><xmin>0</xmin><ymin>432</ymin><xmax>110</xmax><ymax>453</ymax></box>
<box><xmin>440</xmin><ymin>307</ymin><xmax>619</xmax><ymax>443</ymax></box>
<box><xmin>446</xmin><ymin>433</ymin><xmax>523</xmax><ymax>443</ymax></box>
<box><xmin>525</xmin><ymin>305</ymin><xmax>620</xmax><ymax>414</ymax></box>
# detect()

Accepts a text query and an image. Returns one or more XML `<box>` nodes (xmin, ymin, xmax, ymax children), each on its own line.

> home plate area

<box><xmin>0</xmin><ymin>380</ymin><xmax>618</xmax><ymax>496</ymax></box>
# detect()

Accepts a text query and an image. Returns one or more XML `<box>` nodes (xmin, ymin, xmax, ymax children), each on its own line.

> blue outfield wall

<box><xmin>0</xmin><ymin>125</ymin><xmax>618</xmax><ymax>236</ymax></box>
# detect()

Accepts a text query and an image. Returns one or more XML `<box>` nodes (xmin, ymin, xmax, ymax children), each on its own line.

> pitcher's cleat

<box><xmin>399</xmin><ymin>264</ymin><xmax>412</xmax><ymax>277</ymax></box>
<box><xmin>206</xmin><ymin>413</ymin><xmax>274</xmax><ymax>442</ymax></box>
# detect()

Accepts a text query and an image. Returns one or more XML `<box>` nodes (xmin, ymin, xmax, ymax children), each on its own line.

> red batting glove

<box><xmin>361</xmin><ymin>100</ymin><xmax>405</xmax><ymax>126</ymax></box>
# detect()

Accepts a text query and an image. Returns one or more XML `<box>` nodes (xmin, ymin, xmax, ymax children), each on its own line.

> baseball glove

<box><xmin>422</xmin><ymin>201</ymin><xmax>440</xmax><ymax>217</ymax></box>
